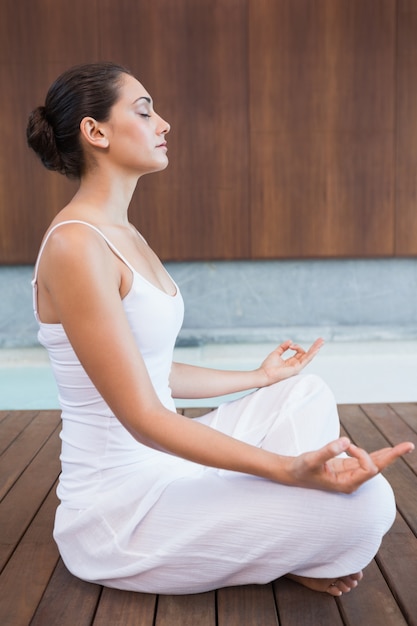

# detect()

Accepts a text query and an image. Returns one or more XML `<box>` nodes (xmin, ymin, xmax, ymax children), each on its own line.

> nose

<box><xmin>157</xmin><ymin>113</ymin><xmax>170</xmax><ymax>135</ymax></box>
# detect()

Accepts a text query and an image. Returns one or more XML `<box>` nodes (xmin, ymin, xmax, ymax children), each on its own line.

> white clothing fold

<box><xmin>32</xmin><ymin>221</ymin><xmax>396</xmax><ymax>594</ymax></box>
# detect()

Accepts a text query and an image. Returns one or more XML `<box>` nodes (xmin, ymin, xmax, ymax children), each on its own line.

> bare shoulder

<box><xmin>38</xmin><ymin>219</ymin><xmax>121</xmax><ymax>293</ymax></box>
<box><xmin>42</xmin><ymin>220</ymin><xmax>109</xmax><ymax>267</ymax></box>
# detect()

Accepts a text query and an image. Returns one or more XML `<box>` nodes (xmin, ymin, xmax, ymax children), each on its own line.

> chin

<box><xmin>152</xmin><ymin>158</ymin><xmax>169</xmax><ymax>173</ymax></box>
<box><xmin>139</xmin><ymin>159</ymin><xmax>169</xmax><ymax>177</ymax></box>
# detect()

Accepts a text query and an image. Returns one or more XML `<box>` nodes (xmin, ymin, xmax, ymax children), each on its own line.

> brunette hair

<box><xmin>26</xmin><ymin>62</ymin><xmax>131</xmax><ymax>179</ymax></box>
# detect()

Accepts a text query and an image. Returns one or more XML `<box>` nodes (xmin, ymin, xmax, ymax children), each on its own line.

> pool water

<box><xmin>1</xmin><ymin>342</ymin><xmax>416</xmax><ymax>410</ymax></box>
<box><xmin>0</xmin><ymin>364</ymin><xmax>59</xmax><ymax>410</ymax></box>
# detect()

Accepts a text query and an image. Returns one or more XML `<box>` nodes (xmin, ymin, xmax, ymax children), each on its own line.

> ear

<box><xmin>79</xmin><ymin>117</ymin><xmax>109</xmax><ymax>149</ymax></box>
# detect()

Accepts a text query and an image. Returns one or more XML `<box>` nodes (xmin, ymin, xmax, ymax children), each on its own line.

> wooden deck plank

<box><xmin>337</xmin><ymin>559</ymin><xmax>408</xmax><ymax>626</ymax></box>
<box><xmin>93</xmin><ymin>588</ymin><xmax>157</xmax><ymax>626</ymax></box>
<box><xmin>339</xmin><ymin>404</ymin><xmax>417</xmax><ymax>535</ymax></box>
<box><xmin>376</xmin><ymin>512</ymin><xmax>417</xmax><ymax>626</ymax></box>
<box><xmin>217</xmin><ymin>583</ymin><xmax>279</xmax><ymax>626</ymax></box>
<box><xmin>30</xmin><ymin>558</ymin><xmax>101</xmax><ymax>626</ymax></box>
<box><xmin>0</xmin><ymin>423</ymin><xmax>60</xmax><ymax>569</ymax></box>
<box><xmin>0</xmin><ymin>410</ymin><xmax>60</xmax><ymax>500</ymax></box>
<box><xmin>0</xmin><ymin>410</ymin><xmax>11</xmax><ymax>424</ymax></box>
<box><xmin>273</xmin><ymin>577</ymin><xmax>344</xmax><ymax>626</ymax></box>
<box><xmin>0</xmin><ymin>483</ymin><xmax>60</xmax><ymax>626</ymax></box>
<box><xmin>362</xmin><ymin>403</ymin><xmax>417</xmax><ymax>473</ymax></box>
<box><xmin>155</xmin><ymin>592</ymin><xmax>216</xmax><ymax>626</ymax></box>
<box><xmin>0</xmin><ymin>410</ymin><xmax>38</xmax><ymax>455</ymax></box>
<box><xmin>389</xmin><ymin>402</ymin><xmax>417</xmax><ymax>434</ymax></box>
<box><xmin>0</xmin><ymin>405</ymin><xmax>416</xmax><ymax>625</ymax></box>
<box><xmin>339</xmin><ymin>404</ymin><xmax>417</xmax><ymax>626</ymax></box>
<box><xmin>182</xmin><ymin>407</ymin><xmax>214</xmax><ymax>418</ymax></box>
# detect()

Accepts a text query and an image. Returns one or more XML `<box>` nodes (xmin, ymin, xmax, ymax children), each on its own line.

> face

<box><xmin>101</xmin><ymin>73</ymin><xmax>170</xmax><ymax>176</ymax></box>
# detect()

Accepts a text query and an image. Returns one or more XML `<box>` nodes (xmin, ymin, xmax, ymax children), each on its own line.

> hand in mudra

<box><xmin>259</xmin><ymin>338</ymin><xmax>325</xmax><ymax>384</ymax></box>
<box><xmin>290</xmin><ymin>437</ymin><xmax>414</xmax><ymax>493</ymax></box>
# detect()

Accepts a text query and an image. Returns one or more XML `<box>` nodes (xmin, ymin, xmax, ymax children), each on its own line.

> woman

<box><xmin>27</xmin><ymin>62</ymin><xmax>413</xmax><ymax>596</ymax></box>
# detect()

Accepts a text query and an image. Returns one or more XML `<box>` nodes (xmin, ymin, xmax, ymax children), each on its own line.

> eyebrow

<box><xmin>133</xmin><ymin>96</ymin><xmax>152</xmax><ymax>105</ymax></box>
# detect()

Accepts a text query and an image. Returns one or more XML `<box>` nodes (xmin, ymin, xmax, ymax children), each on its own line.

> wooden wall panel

<box><xmin>99</xmin><ymin>0</ymin><xmax>250</xmax><ymax>260</ymax></box>
<box><xmin>249</xmin><ymin>0</ymin><xmax>396</xmax><ymax>258</ymax></box>
<box><xmin>395</xmin><ymin>0</ymin><xmax>417</xmax><ymax>255</ymax></box>
<box><xmin>0</xmin><ymin>0</ymin><xmax>99</xmax><ymax>264</ymax></box>
<box><xmin>1</xmin><ymin>0</ymin><xmax>416</xmax><ymax>263</ymax></box>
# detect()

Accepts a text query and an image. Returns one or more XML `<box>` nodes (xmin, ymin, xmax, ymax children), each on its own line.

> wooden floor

<box><xmin>0</xmin><ymin>404</ymin><xmax>416</xmax><ymax>626</ymax></box>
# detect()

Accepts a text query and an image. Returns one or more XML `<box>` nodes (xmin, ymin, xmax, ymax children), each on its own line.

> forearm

<box><xmin>125</xmin><ymin>404</ymin><xmax>293</xmax><ymax>484</ymax></box>
<box><xmin>169</xmin><ymin>339</ymin><xmax>325</xmax><ymax>399</ymax></box>
<box><xmin>123</xmin><ymin>404</ymin><xmax>415</xmax><ymax>495</ymax></box>
<box><xmin>169</xmin><ymin>361</ymin><xmax>268</xmax><ymax>399</ymax></box>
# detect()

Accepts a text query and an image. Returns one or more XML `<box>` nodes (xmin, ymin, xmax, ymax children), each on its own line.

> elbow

<box><xmin>117</xmin><ymin>405</ymin><xmax>177</xmax><ymax>455</ymax></box>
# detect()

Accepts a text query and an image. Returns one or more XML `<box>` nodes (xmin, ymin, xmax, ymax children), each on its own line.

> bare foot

<box><xmin>286</xmin><ymin>571</ymin><xmax>363</xmax><ymax>597</ymax></box>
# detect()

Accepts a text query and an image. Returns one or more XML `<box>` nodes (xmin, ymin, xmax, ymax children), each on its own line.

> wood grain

<box><xmin>0</xmin><ymin>404</ymin><xmax>416</xmax><ymax>625</ymax></box>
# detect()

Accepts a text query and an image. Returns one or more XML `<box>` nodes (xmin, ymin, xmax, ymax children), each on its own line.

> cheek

<box><xmin>116</xmin><ymin>117</ymin><xmax>148</xmax><ymax>142</ymax></box>
<box><xmin>131</xmin><ymin>125</ymin><xmax>154</xmax><ymax>151</ymax></box>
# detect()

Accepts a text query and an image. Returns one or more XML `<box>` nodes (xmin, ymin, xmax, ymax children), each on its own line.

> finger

<box><xmin>370</xmin><ymin>442</ymin><xmax>415</xmax><ymax>471</ymax></box>
<box><xmin>310</xmin><ymin>337</ymin><xmax>325</xmax><ymax>350</ymax></box>
<box><xmin>295</xmin><ymin>347</ymin><xmax>322</xmax><ymax>367</ymax></box>
<box><xmin>274</xmin><ymin>339</ymin><xmax>293</xmax><ymax>354</ymax></box>
<box><xmin>309</xmin><ymin>437</ymin><xmax>352</xmax><ymax>467</ymax></box>
<box><xmin>300</xmin><ymin>338</ymin><xmax>325</xmax><ymax>354</ymax></box>
<box><xmin>274</xmin><ymin>340</ymin><xmax>294</xmax><ymax>356</ymax></box>
<box><xmin>284</xmin><ymin>344</ymin><xmax>308</xmax><ymax>364</ymax></box>
<box><xmin>345</xmin><ymin>443</ymin><xmax>378</xmax><ymax>474</ymax></box>
<box><xmin>306</xmin><ymin>338</ymin><xmax>325</xmax><ymax>356</ymax></box>
<box><xmin>291</xmin><ymin>339</ymin><xmax>324</xmax><ymax>362</ymax></box>
<box><xmin>299</xmin><ymin>350</ymin><xmax>318</xmax><ymax>365</ymax></box>
<box><xmin>391</xmin><ymin>441</ymin><xmax>415</xmax><ymax>456</ymax></box>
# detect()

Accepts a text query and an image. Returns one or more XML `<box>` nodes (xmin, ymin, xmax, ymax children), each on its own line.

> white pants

<box><xmin>55</xmin><ymin>375</ymin><xmax>396</xmax><ymax>594</ymax></box>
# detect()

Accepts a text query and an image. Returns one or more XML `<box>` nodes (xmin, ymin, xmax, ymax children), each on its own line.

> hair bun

<box><xmin>26</xmin><ymin>105</ymin><xmax>64</xmax><ymax>174</ymax></box>
<box><xmin>27</xmin><ymin>62</ymin><xmax>130</xmax><ymax>179</ymax></box>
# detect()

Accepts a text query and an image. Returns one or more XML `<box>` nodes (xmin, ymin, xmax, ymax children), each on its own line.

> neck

<box><xmin>71</xmin><ymin>168</ymin><xmax>141</xmax><ymax>225</ymax></box>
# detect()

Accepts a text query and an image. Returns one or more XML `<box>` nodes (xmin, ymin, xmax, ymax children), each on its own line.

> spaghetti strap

<box><xmin>31</xmin><ymin>220</ymin><xmax>136</xmax><ymax>319</ymax></box>
<box><xmin>33</xmin><ymin>220</ymin><xmax>136</xmax><ymax>279</ymax></box>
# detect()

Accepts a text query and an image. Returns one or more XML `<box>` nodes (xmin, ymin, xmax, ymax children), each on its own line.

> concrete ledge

<box><xmin>1</xmin><ymin>258</ymin><xmax>417</xmax><ymax>347</ymax></box>
<box><xmin>176</xmin><ymin>324</ymin><xmax>417</xmax><ymax>346</ymax></box>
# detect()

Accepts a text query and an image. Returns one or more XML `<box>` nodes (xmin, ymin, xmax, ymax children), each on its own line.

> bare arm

<box><xmin>169</xmin><ymin>339</ymin><xmax>325</xmax><ymax>399</ymax></box>
<box><xmin>39</xmin><ymin>226</ymin><xmax>290</xmax><ymax>478</ymax></box>
<box><xmin>39</xmin><ymin>226</ymin><xmax>414</xmax><ymax>493</ymax></box>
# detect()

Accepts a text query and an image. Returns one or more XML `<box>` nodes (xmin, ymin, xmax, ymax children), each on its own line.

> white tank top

<box><xmin>31</xmin><ymin>220</ymin><xmax>186</xmax><ymax>507</ymax></box>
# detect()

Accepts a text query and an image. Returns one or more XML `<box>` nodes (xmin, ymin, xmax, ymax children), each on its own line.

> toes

<box><xmin>288</xmin><ymin>572</ymin><xmax>363</xmax><ymax>597</ymax></box>
<box><xmin>327</xmin><ymin>582</ymin><xmax>343</xmax><ymax>597</ymax></box>
<box><xmin>328</xmin><ymin>574</ymin><xmax>361</xmax><ymax>596</ymax></box>
<box><xmin>338</xmin><ymin>580</ymin><xmax>355</xmax><ymax>593</ymax></box>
